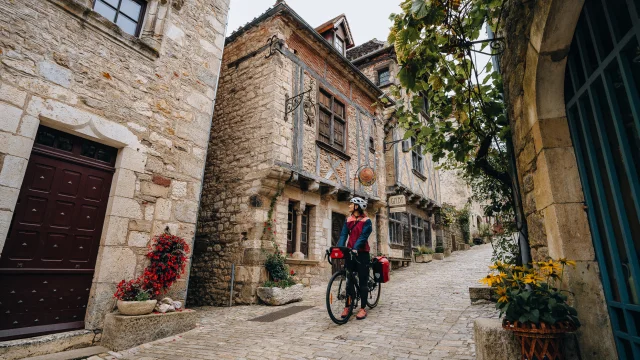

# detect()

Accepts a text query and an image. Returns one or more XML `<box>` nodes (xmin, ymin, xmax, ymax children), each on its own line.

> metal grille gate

<box><xmin>565</xmin><ymin>0</ymin><xmax>640</xmax><ymax>357</ymax></box>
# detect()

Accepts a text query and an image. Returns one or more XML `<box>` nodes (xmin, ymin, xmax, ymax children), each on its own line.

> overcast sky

<box><xmin>226</xmin><ymin>0</ymin><xmax>402</xmax><ymax>45</ymax></box>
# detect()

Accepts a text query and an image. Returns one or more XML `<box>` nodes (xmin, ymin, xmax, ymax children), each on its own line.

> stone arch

<box><xmin>515</xmin><ymin>0</ymin><xmax>617</xmax><ymax>356</ymax></box>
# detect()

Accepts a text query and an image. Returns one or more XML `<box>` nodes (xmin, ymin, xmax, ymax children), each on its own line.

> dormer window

<box><xmin>334</xmin><ymin>36</ymin><xmax>345</xmax><ymax>55</ymax></box>
<box><xmin>378</xmin><ymin>68</ymin><xmax>391</xmax><ymax>86</ymax></box>
<box><xmin>94</xmin><ymin>0</ymin><xmax>147</xmax><ymax>36</ymax></box>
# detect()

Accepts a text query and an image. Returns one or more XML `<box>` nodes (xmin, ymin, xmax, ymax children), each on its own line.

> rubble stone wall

<box><xmin>0</xmin><ymin>0</ymin><xmax>229</xmax><ymax>329</ymax></box>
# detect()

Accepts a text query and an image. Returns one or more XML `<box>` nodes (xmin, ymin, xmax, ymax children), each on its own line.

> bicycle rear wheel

<box><xmin>367</xmin><ymin>268</ymin><xmax>381</xmax><ymax>309</ymax></box>
<box><xmin>326</xmin><ymin>271</ymin><xmax>353</xmax><ymax>325</ymax></box>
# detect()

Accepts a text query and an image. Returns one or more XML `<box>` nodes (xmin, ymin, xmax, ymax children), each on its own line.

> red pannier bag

<box><xmin>372</xmin><ymin>256</ymin><xmax>390</xmax><ymax>283</ymax></box>
<box><xmin>330</xmin><ymin>247</ymin><xmax>344</xmax><ymax>259</ymax></box>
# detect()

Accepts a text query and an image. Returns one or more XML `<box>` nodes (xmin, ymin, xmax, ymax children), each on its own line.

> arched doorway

<box><xmin>565</xmin><ymin>0</ymin><xmax>640</xmax><ymax>357</ymax></box>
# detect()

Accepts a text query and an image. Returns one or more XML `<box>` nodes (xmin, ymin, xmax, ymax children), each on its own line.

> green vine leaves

<box><xmin>389</xmin><ymin>0</ymin><xmax>513</xmax><ymax>216</ymax></box>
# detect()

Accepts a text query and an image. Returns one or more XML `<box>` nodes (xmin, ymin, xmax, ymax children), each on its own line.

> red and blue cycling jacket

<box><xmin>337</xmin><ymin>215</ymin><xmax>372</xmax><ymax>252</ymax></box>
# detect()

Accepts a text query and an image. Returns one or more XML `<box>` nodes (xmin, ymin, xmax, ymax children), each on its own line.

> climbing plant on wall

<box><xmin>388</xmin><ymin>0</ymin><xmax>512</xmax><ymax>216</ymax></box>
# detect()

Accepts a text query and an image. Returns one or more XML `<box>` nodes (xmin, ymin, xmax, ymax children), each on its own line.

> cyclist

<box><xmin>337</xmin><ymin>197</ymin><xmax>372</xmax><ymax>320</ymax></box>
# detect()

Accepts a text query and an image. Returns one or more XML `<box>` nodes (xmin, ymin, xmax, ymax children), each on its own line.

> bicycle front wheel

<box><xmin>326</xmin><ymin>271</ymin><xmax>352</xmax><ymax>325</ymax></box>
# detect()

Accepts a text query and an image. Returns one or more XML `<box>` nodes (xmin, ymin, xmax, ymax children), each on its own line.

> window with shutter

<box><xmin>317</xmin><ymin>88</ymin><xmax>347</xmax><ymax>152</ymax></box>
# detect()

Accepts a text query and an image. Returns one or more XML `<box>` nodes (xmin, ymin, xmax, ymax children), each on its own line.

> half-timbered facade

<box><xmin>188</xmin><ymin>2</ymin><xmax>391</xmax><ymax>305</ymax></box>
<box><xmin>348</xmin><ymin>40</ymin><xmax>442</xmax><ymax>264</ymax></box>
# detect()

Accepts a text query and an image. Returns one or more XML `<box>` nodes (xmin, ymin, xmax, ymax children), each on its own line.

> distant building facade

<box><xmin>348</xmin><ymin>40</ymin><xmax>448</xmax><ymax>262</ymax></box>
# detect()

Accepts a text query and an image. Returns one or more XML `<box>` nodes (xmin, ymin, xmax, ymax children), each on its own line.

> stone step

<box><xmin>21</xmin><ymin>346</ymin><xmax>109</xmax><ymax>360</ymax></box>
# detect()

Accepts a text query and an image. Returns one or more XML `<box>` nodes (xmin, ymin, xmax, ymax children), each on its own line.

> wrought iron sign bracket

<box><xmin>285</xmin><ymin>87</ymin><xmax>313</xmax><ymax>122</ymax></box>
<box><xmin>265</xmin><ymin>35</ymin><xmax>284</xmax><ymax>59</ymax></box>
<box><xmin>461</xmin><ymin>37</ymin><xmax>506</xmax><ymax>56</ymax></box>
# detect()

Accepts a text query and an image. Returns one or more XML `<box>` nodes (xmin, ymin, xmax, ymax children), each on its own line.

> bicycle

<box><xmin>325</xmin><ymin>246</ymin><xmax>381</xmax><ymax>325</ymax></box>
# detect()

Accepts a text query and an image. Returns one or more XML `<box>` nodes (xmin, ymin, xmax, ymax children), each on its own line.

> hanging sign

<box><xmin>388</xmin><ymin>195</ymin><xmax>406</xmax><ymax>207</ymax></box>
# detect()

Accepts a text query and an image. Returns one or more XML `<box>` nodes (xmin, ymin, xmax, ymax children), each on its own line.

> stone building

<box><xmin>499</xmin><ymin>0</ymin><xmax>640</xmax><ymax>357</ymax></box>
<box><xmin>439</xmin><ymin>168</ymin><xmax>492</xmax><ymax>241</ymax></box>
<box><xmin>188</xmin><ymin>2</ymin><xmax>391</xmax><ymax>306</ymax></box>
<box><xmin>0</xmin><ymin>0</ymin><xmax>229</xmax><ymax>341</ymax></box>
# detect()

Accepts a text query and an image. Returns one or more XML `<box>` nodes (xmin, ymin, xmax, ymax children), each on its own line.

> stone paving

<box><xmin>89</xmin><ymin>245</ymin><xmax>498</xmax><ymax>360</ymax></box>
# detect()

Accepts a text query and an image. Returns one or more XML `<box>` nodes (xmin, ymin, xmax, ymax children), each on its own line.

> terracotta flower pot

<box><xmin>117</xmin><ymin>300</ymin><xmax>157</xmax><ymax>316</ymax></box>
<box><xmin>503</xmin><ymin>320</ymin><xmax>577</xmax><ymax>360</ymax></box>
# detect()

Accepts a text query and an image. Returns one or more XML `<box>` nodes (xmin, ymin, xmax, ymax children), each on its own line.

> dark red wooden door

<box><xmin>0</xmin><ymin>126</ymin><xmax>116</xmax><ymax>341</ymax></box>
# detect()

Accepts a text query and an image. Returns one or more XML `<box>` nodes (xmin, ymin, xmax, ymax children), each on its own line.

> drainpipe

<box><xmin>488</xmin><ymin>24</ymin><xmax>531</xmax><ymax>266</ymax></box>
<box><xmin>507</xmin><ymin>136</ymin><xmax>531</xmax><ymax>267</ymax></box>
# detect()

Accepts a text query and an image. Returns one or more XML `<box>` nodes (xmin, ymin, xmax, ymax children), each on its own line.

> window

<box><xmin>335</xmin><ymin>36</ymin><xmax>345</xmax><ymax>55</ymax></box>
<box><xmin>287</xmin><ymin>202</ymin><xmax>296</xmax><ymax>255</ymax></box>
<box><xmin>94</xmin><ymin>0</ymin><xmax>146</xmax><ymax>36</ymax></box>
<box><xmin>369</xmin><ymin>137</ymin><xmax>375</xmax><ymax>153</ymax></box>
<box><xmin>420</xmin><ymin>92</ymin><xmax>429</xmax><ymax>114</ymax></box>
<box><xmin>411</xmin><ymin>137</ymin><xmax>424</xmax><ymax>174</ymax></box>
<box><xmin>318</xmin><ymin>89</ymin><xmax>347</xmax><ymax>152</ymax></box>
<box><xmin>411</xmin><ymin>215</ymin><xmax>426</xmax><ymax>248</ymax></box>
<box><xmin>287</xmin><ymin>201</ymin><xmax>311</xmax><ymax>257</ymax></box>
<box><xmin>377</xmin><ymin>68</ymin><xmax>391</xmax><ymax>86</ymax></box>
<box><xmin>389</xmin><ymin>212</ymin><xmax>404</xmax><ymax>245</ymax></box>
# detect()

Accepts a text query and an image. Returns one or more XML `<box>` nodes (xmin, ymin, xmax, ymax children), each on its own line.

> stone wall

<box><xmin>499</xmin><ymin>0</ymin><xmax>615</xmax><ymax>357</ymax></box>
<box><xmin>0</xmin><ymin>0</ymin><xmax>229</xmax><ymax>330</ymax></box>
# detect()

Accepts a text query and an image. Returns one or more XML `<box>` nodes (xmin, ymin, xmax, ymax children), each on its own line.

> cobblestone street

<box><xmin>92</xmin><ymin>245</ymin><xmax>497</xmax><ymax>360</ymax></box>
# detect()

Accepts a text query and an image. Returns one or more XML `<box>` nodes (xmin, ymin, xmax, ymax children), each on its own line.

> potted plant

<box><xmin>114</xmin><ymin>278</ymin><xmax>156</xmax><ymax>316</ymax></box>
<box><xmin>415</xmin><ymin>246</ymin><xmax>434</xmax><ymax>263</ymax></box>
<box><xmin>433</xmin><ymin>246</ymin><xmax>445</xmax><ymax>260</ymax></box>
<box><xmin>257</xmin><ymin>247</ymin><xmax>303</xmax><ymax>306</ymax></box>
<box><xmin>480</xmin><ymin>259</ymin><xmax>580</xmax><ymax>360</ymax></box>
<box><xmin>113</xmin><ymin>231</ymin><xmax>190</xmax><ymax>315</ymax></box>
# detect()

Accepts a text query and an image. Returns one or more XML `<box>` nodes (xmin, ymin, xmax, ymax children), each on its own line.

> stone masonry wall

<box><xmin>188</xmin><ymin>16</ymin><xmax>290</xmax><ymax>306</ymax></box>
<box><xmin>0</xmin><ymin>0</ymin><xmax>229</xmax><ymax>329</ymax></box>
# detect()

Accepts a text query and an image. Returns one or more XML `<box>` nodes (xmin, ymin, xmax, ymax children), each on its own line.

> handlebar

<box><xmin>325</xmin><ymin>246</ymin><xmax>361</xmax><ymax>266</ymax></box>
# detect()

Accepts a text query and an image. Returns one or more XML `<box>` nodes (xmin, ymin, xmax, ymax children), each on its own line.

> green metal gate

<box><xmin>565</xmin><ymin>0</ymin><xmax>640</xmax><ymax>358</ymax></box>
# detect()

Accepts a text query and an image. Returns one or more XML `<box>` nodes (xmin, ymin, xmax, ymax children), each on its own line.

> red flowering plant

<box><xmin>113</xmin><ymin>231</ymin><xmax>190</xmax><ymax>300</ymax></box>
<box><xmin>142</xmin><ymin>232</ymin><xmax>190</xmax><ymax>297</ymax></box>
<box><xmin>114</xmin><ymin>278</ymin><xmax>150</xmax><ymax>301</ymax></box>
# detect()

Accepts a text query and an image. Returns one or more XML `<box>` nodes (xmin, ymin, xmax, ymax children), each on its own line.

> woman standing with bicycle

<box><xmin>337</xmin><ymin>197</ymin><xmax>372</xmax><ymax>320</ymax></box>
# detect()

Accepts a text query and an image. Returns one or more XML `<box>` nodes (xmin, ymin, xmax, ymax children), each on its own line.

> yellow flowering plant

<box><xmin>480</xmin><ymin>258</ymin><xmax>580</xmax><ymax>327</ymax></box>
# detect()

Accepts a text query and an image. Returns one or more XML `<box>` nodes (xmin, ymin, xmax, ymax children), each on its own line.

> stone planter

<box><xmin>257</xmin><ymin>284</ymin><xmax>303</xmax><ymax>306</ymax></box>
<box><xmin>433</xmin><ymin>253</ymin><xmax>445</xmax><ymax>260</ymax></box>
<box><xmin>116</xmin><ymin>300</ymin><xmax>157</xmax><ymax>316</ymax></box>
<box><xmin>415</xmin><ymin>254</ymin><xmax>433</xmax><ymax>263</ymax></box>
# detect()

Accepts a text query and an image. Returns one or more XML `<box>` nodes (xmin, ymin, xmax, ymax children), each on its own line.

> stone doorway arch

<box><xmin>505</xmin><ymin>0</ymin><xmax>617</xmax><ymax>357</ymax></box>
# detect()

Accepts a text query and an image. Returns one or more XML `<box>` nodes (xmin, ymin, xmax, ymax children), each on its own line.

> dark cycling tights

<box><xmin>346</xmin><ymin>251</ymin><xmax>370</xmax><ymax>309</ymax></box>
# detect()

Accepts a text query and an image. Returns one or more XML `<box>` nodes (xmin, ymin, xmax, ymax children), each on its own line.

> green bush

<box><xmin>435</xmin><ymin>246</ymin><xmax>444</xmax><ymax>254</ymax></box>
<box><xmin>262</xmin><ymin>278</ymin><xmax>297</xmax><ymax>289</ymax></box>
<box><xmin>418</xmin><ymin>246</ymin><xmax>434</xmax><ymax>255</ymax></box>
<box><xmin>264</xmin><ymin>250</ymin><xmax>289</xmax><ymax>282</ymax></box>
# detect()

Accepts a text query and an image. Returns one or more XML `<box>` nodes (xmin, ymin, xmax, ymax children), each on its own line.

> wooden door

<box><xmin>331</xmin><ymin>212</ymin><xmax>346</xmax><ymax>274</ymax></box>
<box><xmin>0</xmin><ymin>126</ymin><xmax>115</xmax><ymax>341</ymax></box>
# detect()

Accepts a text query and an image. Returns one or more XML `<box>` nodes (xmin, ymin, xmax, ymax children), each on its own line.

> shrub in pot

<box><xmin>481</xmin><ymin>259</ymin><xmax>580</xmax><ymax>360</ymax></box>
<box><xmin>114</xmin><ymin>278</ymin><xmax>156</xmax><ymax>315</ymax></box>
<box><xmin>257</xmin><ymin>248</ymin><xmax>303</xmax><ymax>305</ymax></box>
